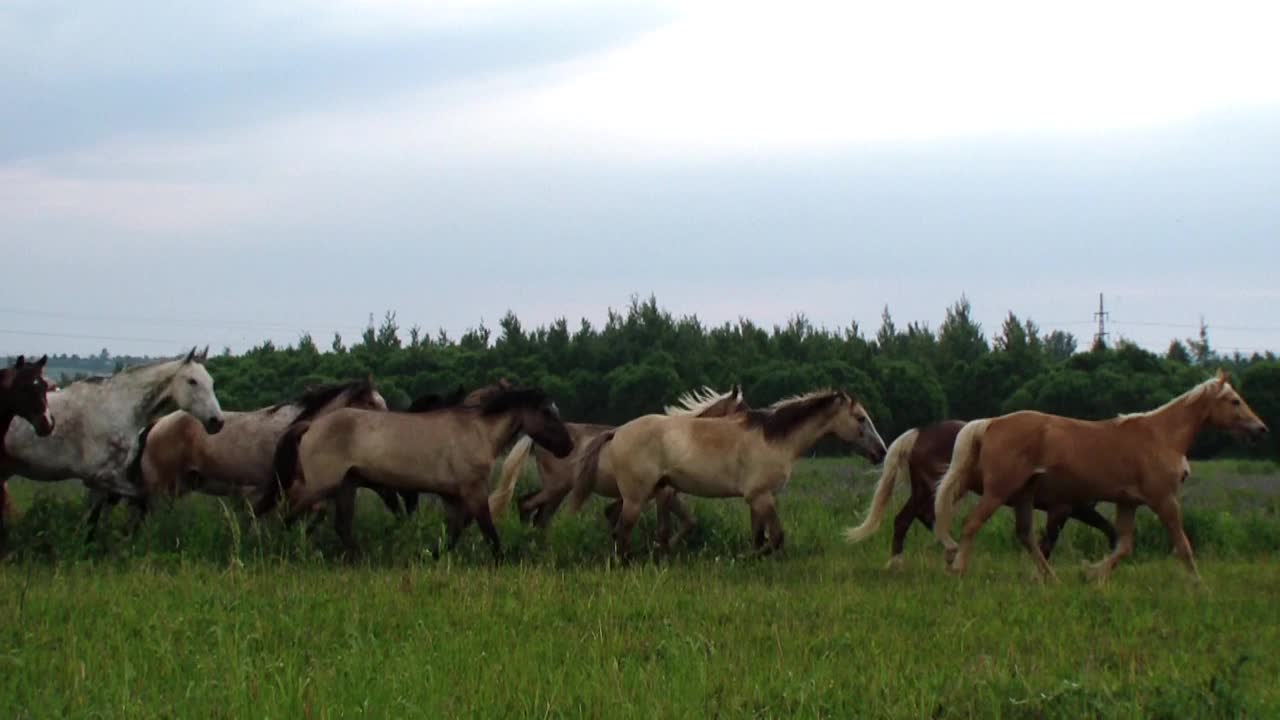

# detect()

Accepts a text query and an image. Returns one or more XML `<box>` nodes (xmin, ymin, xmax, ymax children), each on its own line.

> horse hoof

<box><xmin>884</xmin><ymin>555</ymin><xmax>905</xmax><ymax>571</ymax></box>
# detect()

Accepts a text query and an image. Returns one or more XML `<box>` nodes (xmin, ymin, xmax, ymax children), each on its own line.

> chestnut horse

<box><xmin>268</xmin><ymin>383</ymin><xmax>573</xmax><ymax>560</ymax></box>
<box><xmin>934</xmin><ymin>371</ymin><xmax>1268</xmax><ymax>582</ymax></box>
<box><xmin>843</xmin><ymin>420</ymin><xmax>1117</xmax><ymax>568</ymax></box>
<box><xmin>488</xmin><ymin>385</ymin><xmax>748</xmax><ymax>547</ymax></box>
<box><xmin>573</xmin><ymin>389</ymin><xmax>887</xmax><ymax>560</ymax></box>
<box><xmin>0</xmin><ymin>355</ymin><xmax>56</xmax><ymax>549</ymax></box>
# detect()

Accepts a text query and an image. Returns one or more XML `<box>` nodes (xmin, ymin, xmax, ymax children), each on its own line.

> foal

<box><xmin>843</xmin><ymin>420</ymin><xmax>1117</xmax><ymax>568</ymax></box>
<box><xmin>934</xmin><ymin>371</ymin><xmax>1267</xmax><ymax>582</ymax></box>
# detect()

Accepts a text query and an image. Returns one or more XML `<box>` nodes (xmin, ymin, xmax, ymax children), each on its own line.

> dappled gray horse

<box><xmin>1</xmin><ymin>348</ymin><xmax>224</xmax><ymax>537</ymax></box>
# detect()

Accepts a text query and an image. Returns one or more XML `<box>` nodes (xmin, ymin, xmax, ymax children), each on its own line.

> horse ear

<box><xmin>14</xmin><ymin>355</ymin><xmax>25</xmax><ymax>368</ymax></box>
<box><xmin>36</xmin><ymin>354</ymin><xmax>47</xmax><ymax>368</ymax></box>
<box><xmin>1215</xmin><ymin>368</ymin><xmax>1229</xmax><ymax>384</ymax></box>
<box><xmin>184</xmin><ymin>346</ymin><xmax>197</xmax><ymax>363</ymax></box>
<box><xmin>200</xmin><ymin>345</ymin><xmax>210</xmax><ymax>362</ymax></box>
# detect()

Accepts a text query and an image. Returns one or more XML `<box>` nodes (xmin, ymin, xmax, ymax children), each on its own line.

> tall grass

<box><xmin>2</xmin><ymin>458</ymin><xmax>1279</xmax><ymax>717</ymax></box>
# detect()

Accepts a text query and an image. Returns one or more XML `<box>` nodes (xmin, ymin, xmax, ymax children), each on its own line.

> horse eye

<box><xmin>1231</xmin><ymin>399</ymin><xmax>1241</xmax><ymax>406</ymax></box>
<box><xmin>187</xmin><ymin>379</ymin><xmax>198</xmax><ymax>387</ymax></box>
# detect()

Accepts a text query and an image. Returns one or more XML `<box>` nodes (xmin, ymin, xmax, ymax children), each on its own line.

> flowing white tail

<box><xmin>932</xmin><ymin>418</ymin><xmax>991</xmax><ymax>552</ymax></box>
<box><xmin>489</xmin><ymin>435</ymin><xmax>533</xmax><ymax>517</ymax></box>
<box><xmin>843</xmin><ymin>429</ymin><xmax>919</xmax><ymax>543</ymax></box>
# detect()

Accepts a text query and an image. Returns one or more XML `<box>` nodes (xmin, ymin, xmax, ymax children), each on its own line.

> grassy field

<box><xmin>3</xmin><ymin>458</ymin><xmax>1280</xmax><ymax>718</ymax></box>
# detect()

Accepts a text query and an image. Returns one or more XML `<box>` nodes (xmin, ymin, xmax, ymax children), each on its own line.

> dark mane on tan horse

<box><xmin>473</xmin><ymin>386</ymin><xmax>554</xmax><ymax>416</ymax></box>
<box><xmin>742</xmin><ymin>390</ymin><xmax>849</xmax><ymax>441</ymax></box>
<box><xmin>279</xmin><ymin>378</ymin><xmax>379</xmax><ymax>423</ymax></box>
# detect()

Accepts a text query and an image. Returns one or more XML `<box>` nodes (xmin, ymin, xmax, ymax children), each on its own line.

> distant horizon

<box><xmin>1</xmin><ymin>292</ymin><xmax>1262</xmax><ymax>362</ymax></box>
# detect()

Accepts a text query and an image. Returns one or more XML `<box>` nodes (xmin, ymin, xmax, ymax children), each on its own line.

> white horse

<box><xmin>1</xmin><ymin>347</ymin><xmax>225</xmax><ymax>536</ymax></box>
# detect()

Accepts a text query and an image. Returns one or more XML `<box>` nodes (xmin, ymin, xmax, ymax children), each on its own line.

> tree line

<box><xmin>15</xmin><ymin>296</ymin><xmax>1280</xmax><ymax>459</ymax></box>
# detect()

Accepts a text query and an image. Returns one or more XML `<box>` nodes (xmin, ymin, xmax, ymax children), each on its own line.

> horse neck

<box><xmin>772</xmin><ymin>408</ymin><xmax>840</xmax><ymax>459</ymax></box>
<box><xmin>479</xmin><ymin>411</ymin><xmax>523</xmax><ymax>457</ymax></box>
<box><xmin>1140</xmin><ymin>391</ymin><xmax>1210</xmax><ymax>456</ymax></box>
<box><xmin>106</xmin><ymin>361</ymin><xmax>180</xmax><ymax>422</ymax></box>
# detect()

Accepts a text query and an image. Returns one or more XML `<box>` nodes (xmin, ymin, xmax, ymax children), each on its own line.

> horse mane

<box><xmin>288</xmin><ymin>379</ymin><xmax>375</xmax><ymax>423</ymax></box>
<box><xmin>78</xmin><ymin>355</ymin><xmax>192</xmax><ymax>385</ymax></box>
<box><xmin>1116</xmin><ymin>376</ymin><xmax>1227</xmax><ymax>422</ymax></box>
<box><xmin>407</xmin><ymin>385</ymin><xmax>467</xmax><ymax>413</ymax></box>
<box><xmin>470</xmin><ymin>384</ymin><xmax>551</xmax><ymax>416</ymax></box>
<box><xmin>742</xmin><ymin>389</ymin><xmax>848</xmax><ymax>441</ymax></box>
<box><xmin>664</xmin><ymin>386</ymin><xmax>734</xmax><ymax>417</ymax></box>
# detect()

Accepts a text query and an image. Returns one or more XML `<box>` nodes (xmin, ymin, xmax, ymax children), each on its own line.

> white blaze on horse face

<box><xmin>172</xmin><ymin>362</ymin><xmax>224</xmax><ymax>429</ymax></box>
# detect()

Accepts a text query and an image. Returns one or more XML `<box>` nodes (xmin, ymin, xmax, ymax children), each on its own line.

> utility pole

<box><xmin>1093</xmin><ymin>293</ymin><xmax>1109</xmax><ymax>349</ymax></box>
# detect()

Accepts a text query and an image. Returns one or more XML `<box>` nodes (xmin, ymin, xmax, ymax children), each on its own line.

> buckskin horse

<box><xmin>573</xmin><ymin>389</ymin><xmax>887</xmax><ymax>561</ymax></box>
<box><xmin>489</xmin><ymin>385</ymin><xmax>749</xmax><ymax>548</ymax></box>
<box><xmin>266</xmin><ymin>382</ymin><xmax>573</xmax><ymax>561</ymax></box>
<box><xmin>934</xmin><ymin>371</ymin><xmax>1267</xmax><ymax>583</ymax></box>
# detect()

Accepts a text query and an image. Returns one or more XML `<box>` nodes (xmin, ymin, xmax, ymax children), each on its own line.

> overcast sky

<box><xmin>4</xmin><ymin>0</ymin><xmax>1279</xmax><ymax>359</ymax></box>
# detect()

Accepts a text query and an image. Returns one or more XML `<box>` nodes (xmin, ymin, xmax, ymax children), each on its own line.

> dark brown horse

<box><xmin>1</xmin><ymin>355</ymin><xmax>56</xmax><ymax>549</ymax></box>
<box><xmin>843</xmin><ymin>420</ymin><xmax>1117</xmax><ymax>568</ymax></box>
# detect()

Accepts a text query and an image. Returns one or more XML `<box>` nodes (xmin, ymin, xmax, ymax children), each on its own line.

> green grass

<box><xmin>3</xmin><ymin>459</ymin><xmax>1280</xmax><ymax>718</ymax></box>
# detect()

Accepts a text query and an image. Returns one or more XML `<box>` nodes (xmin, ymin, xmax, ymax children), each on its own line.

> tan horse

<box><xmin>271</xmin><ymin>383</ymin><xmax>573</xmax><ymax>560</ymax></box>
<box><xmin>573</xmin><ymin>389</ymin><xmax>887</xmax><ymax>560</ymax></box>
<box><xmin>488</xmin><ymin>385</ymin><xmax>749</xmax><ymax>548</ymax></box>
<box><xmin>934</xmin><ymin>371</ymin><xmax>1268</xmax><ymax>583</ymax></box>
<box><xmin>132</xmin><ymin>378</ymin><xmax>388</xmax><ymax>517</ymax></box>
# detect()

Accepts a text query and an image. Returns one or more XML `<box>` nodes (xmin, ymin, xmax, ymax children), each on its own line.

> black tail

<box><xmin>255</xmin><ymin>422</ymin><xmax>310</xmax><ymax>517</ymax></box>
<box><xmin>126</xmin><ymin>423</ymin><xmax>155</xmax><ymax>491</ymax></box>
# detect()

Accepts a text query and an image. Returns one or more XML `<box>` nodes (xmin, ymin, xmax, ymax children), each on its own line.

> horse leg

<box><xmin>765</xmin><ymin>497</ymin><xmax>785</xmax><ymax>554</ymax></box>
<box><xmin>1013</xmin><ymin>491</ymin><xmax>1056</xmax><ymax>582</ymax></box>
<box><xmin>465</xmin><ymin>492</ymin><xmax>503</xmax><ymax>564</ymax></box>
<box><xmin>655</xmin><ymin>488</ymin><xmax>674</xmax><ymax>557</ymax></box>
<box><xmin>668</xmin><ymin>494</ymin><xmax>698</xmax><ymax>548</ymax></box>
<box><xmin>602</xmin><ymin>500</ymin><xmax>623</xmax><ymax>529</ymax></box>
<box><xmin>125</xmin><ymin>496</ymin><xmax>151</xmax><ymax>536</ymax></box>
<box><xmin>516</xmin><ymin>490</ymin><xmax>540</xmax><ymax>524</ymax></box>
<box><xmin>84</xmin><ymin>490</ymin><xmax>122</xmax><ymax>545</ymax></box>
<box><xmin>950</xmin><ymin>493</ymin><xmax>1003</xmax><ymax>575</ymax></box>
<box><xmin>532</xmin><ymin>489</ymin><xmax>570</xmax><ymax>529</ymax></box>
<box><xmin>613</xmin><ymin>499</ymin><xmax>643</xmax><ymax>563</ymax></box>
<box><xmin>1070</xmin><ymin>504</ymin><xmax>1117</xmax><ymax>552</ymax></box>
<box><xmin>1038</xmin><ymin>505</ymin><xmax>1071</xmax><ymax>560</ymax></box>
<box><xmin>1153</xmin><ymin>497</ymin><xmax>1200</xmax><ymax>582</ymax></box>
<box><xmin>1084</xmin><ymin>502</ymin><xmax>1137</xmax><ymax>584</ymax></box>
<box><xmin>747</xmin><ymin>494</ymin><xmax>779</xmax><ymax>557</ymax></box>
<box><xmin>400</xmin><ymin>491</ymin><xmax>420</xmax><ymax>516</ymax></box>
<box><xmin>372</xmin><ymin>486</ymin><xmax>406</xmax><ymax>516</ymax></box>
<box><xmin>333</xmin><ymin>482</ymin><xmax>360</xmax><ymax>562</ymax></box>
<box><xmin>887</xmin><ymin>499</ymin><xmax>918</xmax><ymax>569</ymax></box>
<box><xmin>440</xmin><ymin>496</ymin><xmax>473</xmax><ymax>554</ymax></box>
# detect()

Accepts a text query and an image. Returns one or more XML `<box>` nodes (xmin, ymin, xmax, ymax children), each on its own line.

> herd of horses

<box><xmin>0</xmin><ymin>348</ymin><xmax>1270</xmax><ymax>582</ymax></box>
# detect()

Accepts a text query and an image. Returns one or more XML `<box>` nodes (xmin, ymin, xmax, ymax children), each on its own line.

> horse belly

<box><xmin>667</xmin><ymin>469</ymin><xmax>739</xmax><ymax>499</ymax></box>
<box><xmin>1032</xmin><ymin>470</ymin><xmax>1132</xmax><ymax>507</ymax></box>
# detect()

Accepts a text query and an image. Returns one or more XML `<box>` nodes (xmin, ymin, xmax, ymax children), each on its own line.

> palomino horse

<box><xmin>129</xmin><ymin>378</ymin><xmax>388</xmax><ymax>519</ymax></box>
<box><xmin>489</xmin><ymin>385</ymin><xmax>749</xmax><ymax>547</ymax></box>
<box><xmin>573</xmin><ymin>389</ymin><xmax>888</xmax><ymax>560</ymax></box>
<box><xmin>1</xmin><ymin>347</ymin><xmax>224</xmax><ymax>537</ymax></box>
<box><xmin>1</xmin><ymin>355</ymin><xmax>56</xmax><ymax>549</ymax></box>
<box><xmin>843</xmin><ymin>420</ymin><xmax>1117</xmax><ymax>568</ymax></box>
<box><xmin>268</xmin><ymin>383</ymin><xmax>573</xmax><ymax>560</ymax></box>
<box><xmin>934</xmin><ymin>371</ymin><xmax>1268</xmax><ymax>582</ymax></box>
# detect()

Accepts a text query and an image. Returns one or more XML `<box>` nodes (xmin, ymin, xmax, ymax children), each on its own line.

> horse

<box><xmin>572</xmin><ymin>389</ymin><xmax>888</xmax><ymax>561</ymax></box>
<box><xmin>933</xmin><ymin>370</ymin><xmax>1268</xmax><ymax>583</ymax></box>
<box><xmin>267</xmin><ymin>382</ymin><xmax>573</xmax><ymax>561</ymax></box>
<box><xmin>842</xmin><ymin>420</ymin><xmax>1118</xmax><ymax>568</ymax></box>
<box><xmin>489</xmin><ymin>385</ymin><xmax>749</xmax><ymax>548</ymax></box>
<box><xmin>1</xmin><ymin>355</ymin><xmax>56</xmax><ymax>549</ymax></box>
<box><xmin>1</xmin><ymin>347</ymin><xmax>224</xmax><ymax>540</ymax></box>
<box><xmin>128</xmin><ymin>378</ymin><xmax>389</xmax><ymax>521</ymax></box>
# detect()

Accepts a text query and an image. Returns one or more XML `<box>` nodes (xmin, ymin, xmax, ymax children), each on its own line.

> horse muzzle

<box><xmin>205</xmin><ymin>416</ymin><xmax>226</xmax><ymax>434</ymax></box>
